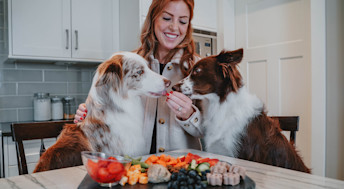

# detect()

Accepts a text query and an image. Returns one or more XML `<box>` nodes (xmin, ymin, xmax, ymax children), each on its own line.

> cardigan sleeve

<box><xmin>175</xmin><ymin>104</ymin><xmax>203</xmax><ymax>138</ymax></box>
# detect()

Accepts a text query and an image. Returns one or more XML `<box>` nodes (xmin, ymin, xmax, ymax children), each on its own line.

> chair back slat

<box><xmin>271</xmin><ymin>116</ymin><xmax>299</xmax><ymax>145</ymax></box>
<box><xmin>11</xmin><ymin>120</ymin><xmax>73</xmax><ymax>175</ymax></box>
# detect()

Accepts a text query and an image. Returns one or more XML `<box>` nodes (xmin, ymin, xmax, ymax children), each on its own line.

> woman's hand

<box><xmin>166</xmin><ymin>91</ymin><xmax>195</xmax><ymax>120</ymax></box>
<box><xmin>74</xmin><ymin>103</ymin><xmax>87</xmax><ymax>123</ymax></box>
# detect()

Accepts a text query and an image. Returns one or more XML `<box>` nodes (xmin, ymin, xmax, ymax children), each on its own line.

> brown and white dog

<box><xmin>34</xmin><ymin>52</ymin><xmax>170</xmax><ymax>172</ymax></box>
<box><xmin>173</xmin><ymin>49</ymin><xmax>310</xmax><ymax>173</ymax></box>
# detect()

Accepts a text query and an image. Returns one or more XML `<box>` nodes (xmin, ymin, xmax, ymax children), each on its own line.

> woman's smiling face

<box><xmin>154</xmin><ymin>1</ymin><xmax>190</xmax><ymax>53</ymax></box>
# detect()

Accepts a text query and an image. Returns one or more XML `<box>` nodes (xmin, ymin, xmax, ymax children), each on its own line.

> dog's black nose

<box><xmin>172</xmin><ymin>84</ymin><xmax>181</xmax><ymax>92</ymax></box>
<box><xmin>164</xmin><ymin>79</ymin><xmax>171</xmax><ymax>88</ymax></box>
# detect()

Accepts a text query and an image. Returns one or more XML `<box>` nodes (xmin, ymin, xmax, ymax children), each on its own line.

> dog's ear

<box><xmin>95</xmin><ymin>55</ymin><xmax>123</xmax><ymax>90</ymax></box>
<box><xmin>217</xmin><ymin>49</ymin><xmax>243</xmax><ymax>92</ymax></box>
<box><xmin>217</xmin><ymin>48</ymin><xmax>243</xmax><ymax>65</ymax></box>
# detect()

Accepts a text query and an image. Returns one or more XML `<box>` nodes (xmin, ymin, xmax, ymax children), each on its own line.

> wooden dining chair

<box><xmin>271</xmin><ymin>116</ymin><xmax>299</xmax><ymax>146</ymax></box>
<box><xmin>11</xmin><ymin>120</ymin><xmax>73</xmax><ymax>175</ymax></box>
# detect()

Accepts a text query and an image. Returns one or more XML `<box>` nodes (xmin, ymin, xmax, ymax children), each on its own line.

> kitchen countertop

<box><xmin>0</xmin><ymin>149</ymin><xmax>343</xmax><ymax>189</ymax></box>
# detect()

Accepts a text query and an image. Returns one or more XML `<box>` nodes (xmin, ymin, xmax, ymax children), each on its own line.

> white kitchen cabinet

<box><xmin>193</xmin><ymin>0</ymin><xmax>218</xmax><ymax>32</ymax></box>
<box><xmin>8</xmin><ymin>0</ymin><xmax>119</xmax><ymax>62</ymax></box>
<box><xmin>118</xmin><ymin>0</ymin><xmax>151</xmax><ymax>51</ymax></box>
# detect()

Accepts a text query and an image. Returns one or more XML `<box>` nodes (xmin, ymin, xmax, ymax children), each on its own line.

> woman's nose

<box><xmin>169</xmin><ymin>20</ymin><xmax>177</xmax><ymax>30</ymax></box>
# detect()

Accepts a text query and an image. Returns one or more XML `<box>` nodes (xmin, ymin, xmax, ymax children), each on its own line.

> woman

<box><xmin>75</xmin><ymin>0</ymin><xmax>203</xmax><ymax>154</ymax></box>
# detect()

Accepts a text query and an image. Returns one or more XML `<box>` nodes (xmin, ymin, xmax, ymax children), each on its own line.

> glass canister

<box><xmin>51</xmin><ymin>96</ymin><xmax>63</xmax><ymax>120</ymax></box>
<box><xmin>63</xmin><ymin>96</ymin><xmax>75</xmax><ymax>120</ymax></box>
<box><xmin>33</xmin><ymin>93</ymin><xmax>51</xmax><ymax>121</ymax></box>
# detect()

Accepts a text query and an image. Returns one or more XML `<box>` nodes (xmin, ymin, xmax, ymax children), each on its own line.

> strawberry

<box><xmin>98</xmin><ymin>167</ymin><xmax>117</xmax><ymax>183</ymax></box>
<box><xmin>107</xmin><ymin>162</ymin><xmax>124</xmax><ymax>175</ymax></box>
<box><xmin>87</xmin><ymin>159</ymin><xmax>98</xmax><ymax>179</ymax></box>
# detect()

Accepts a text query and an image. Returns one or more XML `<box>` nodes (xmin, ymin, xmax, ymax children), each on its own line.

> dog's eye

<box><xmin>193</xmin><ymin>68</ymin><xmax>201</xmax><ymax>75</ymax></box>
<box><xmin>136</xmin><ymin>70</ymin><xmax>144</xmax><ymax>75</ymax></box>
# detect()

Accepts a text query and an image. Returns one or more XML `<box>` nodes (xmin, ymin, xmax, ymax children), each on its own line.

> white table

<box><xmin>0</xmin><ymin>149</ymin><xmax>343</xmax><ymax>189</ymax></box>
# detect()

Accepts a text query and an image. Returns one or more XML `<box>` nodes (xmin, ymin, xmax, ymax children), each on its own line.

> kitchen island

<box><xmin>0</xmin><ymin>149</ymin><xmax>343</xmax><ymax>189</ymax></box>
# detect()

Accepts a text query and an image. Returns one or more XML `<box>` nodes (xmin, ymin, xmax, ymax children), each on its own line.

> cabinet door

<box><xmin>10</xmin><ymin>0</ymin><xmax>71</xmax><ymax>58</ymax></box>
<box><xmin>71</xmin><ymin>0</ymin><xmax>114</xmax><ymax>60</ymax></box>
<box><xmin>193</xmin><ymin>0</ymin><xmax>217</xmax><ymax>32</ymax></box>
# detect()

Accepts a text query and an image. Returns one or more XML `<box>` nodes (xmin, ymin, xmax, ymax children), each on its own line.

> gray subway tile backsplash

<box><xmin>45</xmin><ymin>70</ymin><xmax>91</xmax><ymax>82</ymax></box>
<box><xmin>0</xmin><ymin>109</ymin><xmax>17</xmax><ymax>122</ymax></box>
<box><xmin>0</xmin><ymin>95</ymin><xmax>33</xmax><ymax>109</ymax></box>
<box><xmin>0</xmin><ymin>61</ymin><xmax>96</xmax><ymax>123</ymax></box>
<box><xmin>0</xmin><ymin>83</ymin><xmax>16</xmax><ymax>95</ymax></box>
<box><xmin>18</xmin><ymin>83</ymin><xmax>67</xmax><ymax>95</ymax></box>
<box><xmin>1</xmin><ymin>69</ymin><xmax>43</xmax><ymax>82</ymax></box>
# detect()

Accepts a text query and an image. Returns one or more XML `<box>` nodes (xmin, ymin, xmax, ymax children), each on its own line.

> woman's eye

<box><xmin>163</xmin><ymin>17</ymin><xmax>171</xmax><ymax>21</ymax></box>
<box><xmin>179</xmin><ymin>20</ymin><xmax>188</xmax><ymax>25</ymax></box>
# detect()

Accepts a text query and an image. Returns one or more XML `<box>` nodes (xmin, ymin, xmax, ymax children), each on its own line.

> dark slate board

<box><xmin>78</xmin><ymin>173</ymin><xmax>255</xmax><ymax>189</ymax></box>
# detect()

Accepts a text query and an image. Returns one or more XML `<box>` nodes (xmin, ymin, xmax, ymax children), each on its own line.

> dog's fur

<box><xmin>34</xmin><ymin>52</ymin><xmax>170</xmax><ymax>172</ymax></box>
<box><xmin>173</xmin><ymin>49</ymin><xmax>310</xmax><ymax>173</ymax></box>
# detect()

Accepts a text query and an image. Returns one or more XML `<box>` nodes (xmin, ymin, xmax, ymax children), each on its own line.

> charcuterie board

<box><xmin>78</xmin><ymin>152</ymin><xmax>255</xmax><ymax>189</ymax></box>
<box><xmin>78</xmin><ymin>171</ymin><xmax>255</xmax><ymax>189</ymax></box>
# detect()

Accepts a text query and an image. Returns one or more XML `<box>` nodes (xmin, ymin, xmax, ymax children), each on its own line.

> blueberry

<box><xmin>180</xmin><ymin>168</ymin><xmax>187</xmax><ymax>173</ymax></box>
<box><xmin>205</xmin><ymin>169</ymin><xmax>211</xmax><ymax>173</ymax></box>
<box><xmin>188</xmin><ymin>170</ymin><xmax>197</xmax><ymax>178</ymax></box>
<box><xmin>178</xmin><ymin>173</ymin><xmax>187</xmax><ymax>181</ymax></box>
<box><xmin>167</xmin><ymin>181</ymin><xmax>173</xmax><ymax>189</ymax></box>
<box><xmin>201</xmin><ymin>171</ymin><xmax>206</xmax><ymax>176</ymax></box>
<box><xmin>194</xmin><ymin>184</ymin><xmax>202</xmax><ymax>189</ymax></box>
<box><xmin>188</xmin><ymin>184</ymin><xmax>194</xmax><ymax>189</ymax></box>
<box><xmin>201</xmin><ymin>174</ymin><xmax>207</xmax><ymax>181</ymax></box>
<box><xmin>180</xmin><ymin>186</ymin><xmax>188</xmax><ymax>189</ymax></box>
<box><xmin>200</xmin><ymin>182</ymin><xmax>207</xmax><ymax>189</ymax></box>
<box><xmin>171</xmin><ymin>172</ymin><xmax>178</xmax><ymax>181</ymax></box>
<box><xmin>187</xmin><ymin>178</ymin><xmax>195</xmax><ymax>185</ymax></box>
<box><xmin>196</xmin><ymin>175</ymin><xmax>202</xmax><ymax>181</ymax></box>
<box><xmin>172</xmin><ymin>181</ymin><xmax>179</xmax><ymax>189</ymax></box>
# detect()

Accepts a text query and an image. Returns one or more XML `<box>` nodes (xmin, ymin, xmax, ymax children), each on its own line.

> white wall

<box><xmin>325</xmin><ymin>0</ymin><xmax>344</xmax><ymax>180</ymax></box>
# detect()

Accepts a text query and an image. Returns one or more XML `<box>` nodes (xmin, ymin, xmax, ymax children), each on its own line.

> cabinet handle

<box><xmin>75</xmin><ymin>30</ymin><xmax>78</xmax><ymax>50</ymax></box>
<box><xmin>65</xmin><ymin>29</ymin><xmax>69</xmax><ymax>49</ymax></box>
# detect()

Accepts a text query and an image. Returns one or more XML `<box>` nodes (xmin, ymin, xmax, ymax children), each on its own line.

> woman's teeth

<box><xmin>165</xmin><ymin>33</ymin><xmax>177</xmax><ymax>39</ymax></box>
